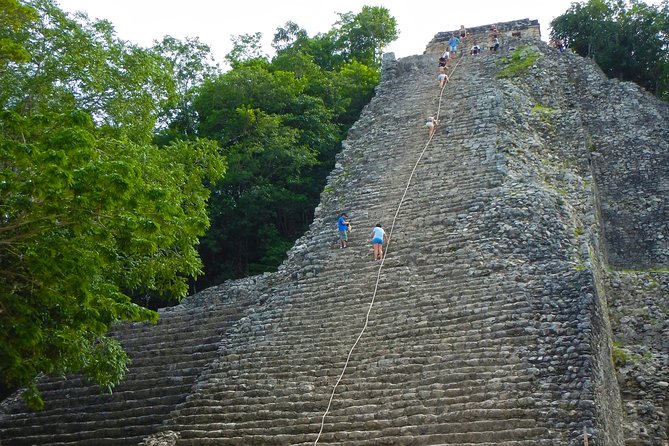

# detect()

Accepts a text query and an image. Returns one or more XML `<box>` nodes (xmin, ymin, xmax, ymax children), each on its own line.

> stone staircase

<box><xmin>0</xmin><ymin>280</ymin><xmax>268</xmax><ymax>445</ymax></box>
<box><xmin>1</xmin><ymin>36</ymin><xmax>646</xmax><ymax>445</ymax></box>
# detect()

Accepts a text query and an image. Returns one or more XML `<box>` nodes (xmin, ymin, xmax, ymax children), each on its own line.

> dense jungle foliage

<box><xmin>551</xmin><ymin>0</ymin><xmax>669</xmax><ymax>101</ymax></box>
<box><xmin>0</xmin><ymin>0</ymin><xmax>397</xmax><ymax>407</ymax></box>
<box><xmin>186</xmin><ymin>7</ymin><xmax>397</xmax><ymax>289</ymax></box>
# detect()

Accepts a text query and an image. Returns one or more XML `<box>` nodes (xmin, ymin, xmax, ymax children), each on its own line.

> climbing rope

<box><xmin>313</xmin><ymin>51</ymin><xmax>466</xmax><ymax>445</ymax></box>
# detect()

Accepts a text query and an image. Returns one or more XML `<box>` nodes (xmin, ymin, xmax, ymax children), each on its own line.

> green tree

<box><xmin>271</xmin><ymin>6</ymin><xmax>398</xmax><ymax>71</ymax></box>
<box><xmin>225</xmin><ymin>32</ymin><xmax>267</xmax><ymax>67</ymax></box>
<box><xmin>271</xmin><ymin>21</ymin><xmax>308</xmax><ymax>53</ymax></box>
<box><xmin>0</xmin><ymin>0</ymin><xmax>38</xmax><ymax>64</ymax></box>
<box><xmin>1</xmin><ymin>0</ymin><xmax>176</xmax><ymax>142</ymax></box>
<box><xmin>333</xmin><ymin>6</ymin><xmax>399</xmax><ymax>67</ymax></box>
<box><xmin>551</xmin><ymin>0</ymin><xmax>669</xmax><ymax>100</ymax></box>
<box><xmin>192</xmin><ymin>6</ymin><xmax>396</xmax><ymax>287</ymax></box>
<box><xmin>193</xmin><ymin>66</ymin><xmax>324</xmax><ymax>284</ymax></box>
<box><xmin>152</xmin><ymin>36</ymin><xmax>220</xmax><ymax>137</ymax></box>
<box><xmin>334</xmin><ymin>60</ymin><xmax>381</xmax><ymax>124</ymax></box>
<box><xmin>0</xmin><ymin>0</ymin><xmax>225</xmax><ymax>408</ymax></box>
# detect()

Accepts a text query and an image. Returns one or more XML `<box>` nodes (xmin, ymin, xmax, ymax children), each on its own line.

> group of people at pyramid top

<box><xmin>438</xmin><ymin>23</ymin><xmax>500</xmax><ymax>70</ymax></box>
<box><xmin>431</xmin><ymin>23</ymin><xmax>505</xmax><ymax>136</ymax></box>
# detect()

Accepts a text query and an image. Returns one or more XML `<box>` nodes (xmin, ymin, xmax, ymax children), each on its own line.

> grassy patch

<box><xmin>611</xmin><ymin>342</ymin><xmax>630</xmax><ymax>368</ymax></box>
<box><xmin>646</xmin><ymin>280</ymin><xmax>659</xmax><ymax>290</ymax></box>
<box><xmin>532</xmin><ymin>104</ymin><xmax>554</xmax><ymax>114</ymax></box>
<box><xmin>585</xmin><ymin>136</ymin><xmax>597</xmax><ymax>153</ymax></box>
<box><xmin>554</xmin><ymin>187</ymin><xmax>568</xmax><ymax>197</ymax></box>
<box><xmin>497</xmin><ymin>46</ymin><xmax>541</xmax><ymax>78</ymax></box>
<box><xmin>532</xmin><ymin>104</ymin><xmax>555</xmax><ymax>125</ymax></box>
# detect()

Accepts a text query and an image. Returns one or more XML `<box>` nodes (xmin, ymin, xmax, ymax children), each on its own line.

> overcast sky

<box><xmin>54</xmin><ymin>0</ymin><xmax>661</xmax><ymax>65</ymax></box>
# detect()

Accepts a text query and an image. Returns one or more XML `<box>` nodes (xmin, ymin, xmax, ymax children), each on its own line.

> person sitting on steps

<box><xmin>438</xmin><ymin>50</ymin><xmax>450</xmax><ymax>69</ymax></box>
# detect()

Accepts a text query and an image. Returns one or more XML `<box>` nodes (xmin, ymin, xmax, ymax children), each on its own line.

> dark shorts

<box><xmin>339</xmin><ymin>230</ymin><xmax>348</xmax><ymax>241</ymax></box>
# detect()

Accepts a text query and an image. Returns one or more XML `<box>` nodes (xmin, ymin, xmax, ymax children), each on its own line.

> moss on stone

<box><xmin>497</xmin><ymin>46</ymin><xmax>541</xmax><ymax>78</ymax></box>
<box><xmin>611</xmin><ymin>342</ymin><xmax>630</xmax><ymax>368</ymax></box>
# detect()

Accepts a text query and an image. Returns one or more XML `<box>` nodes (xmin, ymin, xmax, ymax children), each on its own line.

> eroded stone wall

<box><xmin>493</xmin><ymin>39</ymin><xmax>669</xmax><ymax>444</ymax></box>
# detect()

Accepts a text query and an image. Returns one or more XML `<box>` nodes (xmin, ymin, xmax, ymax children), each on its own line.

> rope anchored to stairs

<box><xmin>313</xmin><ymin>50</ymin><xmax>467</xmax><ymax>445</ymax></box>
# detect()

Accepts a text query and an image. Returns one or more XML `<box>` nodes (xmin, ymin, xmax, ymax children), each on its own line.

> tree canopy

<box><xmin>0</xmin><ymin>0</ymin><xmax>37</xmax><ymax>64</ymax></box>
<box><xmin>151</xmin><ymin>35</ymin><xmax>220</xmax><ymax>137</ymax></box>
<box><xmin>551</xmin><ymin>0</ymin><xmax>669</xmax><ymax>101</ymax></box>
<box><xmin>1</xmin><ymin>0</ymin><xmax>396</xmax><ymax>408</ymax></box>
<box><xmin>1</xmin><ymin>0</ymin><xmax>224</xmax><ymax>408</ymax></box>
<box><xmin>186</xmin><ymin>6</ymin><xmax>397</xmax><ymax>287</ymax></box>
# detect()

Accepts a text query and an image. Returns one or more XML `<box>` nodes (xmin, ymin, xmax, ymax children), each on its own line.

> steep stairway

<box><xmin>0</xmin><ymin>38</ymin><xmax>630</xmax><ymax>445</ymax></box>
<box><xmin>139</xmin><ymin>49</ymin><xmax>582</xmax><ymax>445</ymax></box>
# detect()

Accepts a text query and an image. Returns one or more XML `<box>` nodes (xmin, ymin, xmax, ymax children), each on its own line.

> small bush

<box><xmin>611</xmin><ymin>342</ymin><xmax>630</xmax><ymax>368</ymax></box>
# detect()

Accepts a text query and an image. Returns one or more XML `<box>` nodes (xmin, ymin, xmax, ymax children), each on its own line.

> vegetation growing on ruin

<box><xmin>551</xmin><ymin>0</ymin><xmax>669</xmax><ymax>102</ymax></box>
<box><xmin>611</xmin><ymin>342</ymin><xmax>631</xmax><ymax>367</ymax></box>
<box><xmin>497</xmin><ymin>46</ymin><xmax>541</xmax><ymax>78</ymax></box>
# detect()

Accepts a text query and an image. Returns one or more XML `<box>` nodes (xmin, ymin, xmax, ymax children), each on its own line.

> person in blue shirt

<box><xmin>337</xmin><ymin>212</ymin><xmax>350</xmax><ymax>248</ymax></box>
<box><xmin>371</xmin><ymin>224</ymin><xmax>388</xmax><ymax>260</ymax></box>
<box><xmin>449</xmin><ymin>33</ymin><xmax>460</xmax><ymax>53</ymax></box>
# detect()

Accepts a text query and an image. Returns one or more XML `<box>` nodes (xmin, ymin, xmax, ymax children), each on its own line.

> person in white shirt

<box><xmin>425</xmin><ymin>116</ymin><xmax>438</xmax><ymax>137</ymax></box>
<box><xmin>371</xmin><ymin>224</ymin><xmax>388</xmax><ymax>260</ymax></box>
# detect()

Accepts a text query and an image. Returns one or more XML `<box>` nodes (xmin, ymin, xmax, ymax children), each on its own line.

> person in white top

<box><xmin>425</xmin><ymin>116</ymin><xmax>438</xmax><ymax>137</ymax></box>
<box><xmin>371</xmin><ymin>224</ymin><xmax>389</xmax><ymax>260</ymax></box>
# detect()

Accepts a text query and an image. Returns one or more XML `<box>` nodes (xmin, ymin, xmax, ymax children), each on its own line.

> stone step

<box><xmin>8</xmin><ymin>439</ymin><xmax>148</xmax><ymax>446</ymax></box>
<box><xmin>25</xmin><ymin>383</ymin><xmax>193</xmax><ymax>412</ymax></box>
<box><xmin>0</xmin><ymin>410</ymin><xmax>164</xmax><ymax>435</ymax></box>
<box><xmin>118</xmin><ymin>330</ymin><xmax>224</xmax><ymax>348</ymax></box>
<box><xmin>2</xmin><ymin>397</ymin><xmax>182</xmax><ymax>425</ymax></box>
<box><xmin>170</xmin><ymin>390</ymin><xmax>542</xmax><ymax>422</ymax></box>
<box><xmin>36</xmin><ymin>364</ymin><xmax>204</xmax><ymax>392</ymax></box>
<box><xmin>0</xmin><ymin>427</ymin><xmax>150</xmax><ymax>446</ymax></box>
<box><xmin>174</xmin><ymin>425</ymin><xmax>551</xmax><ymax>444</ymax></box>
<box><xmin>171</xmin><ymin>387</ymin><xmax>541</xmax><ymax>416</ymax></box>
